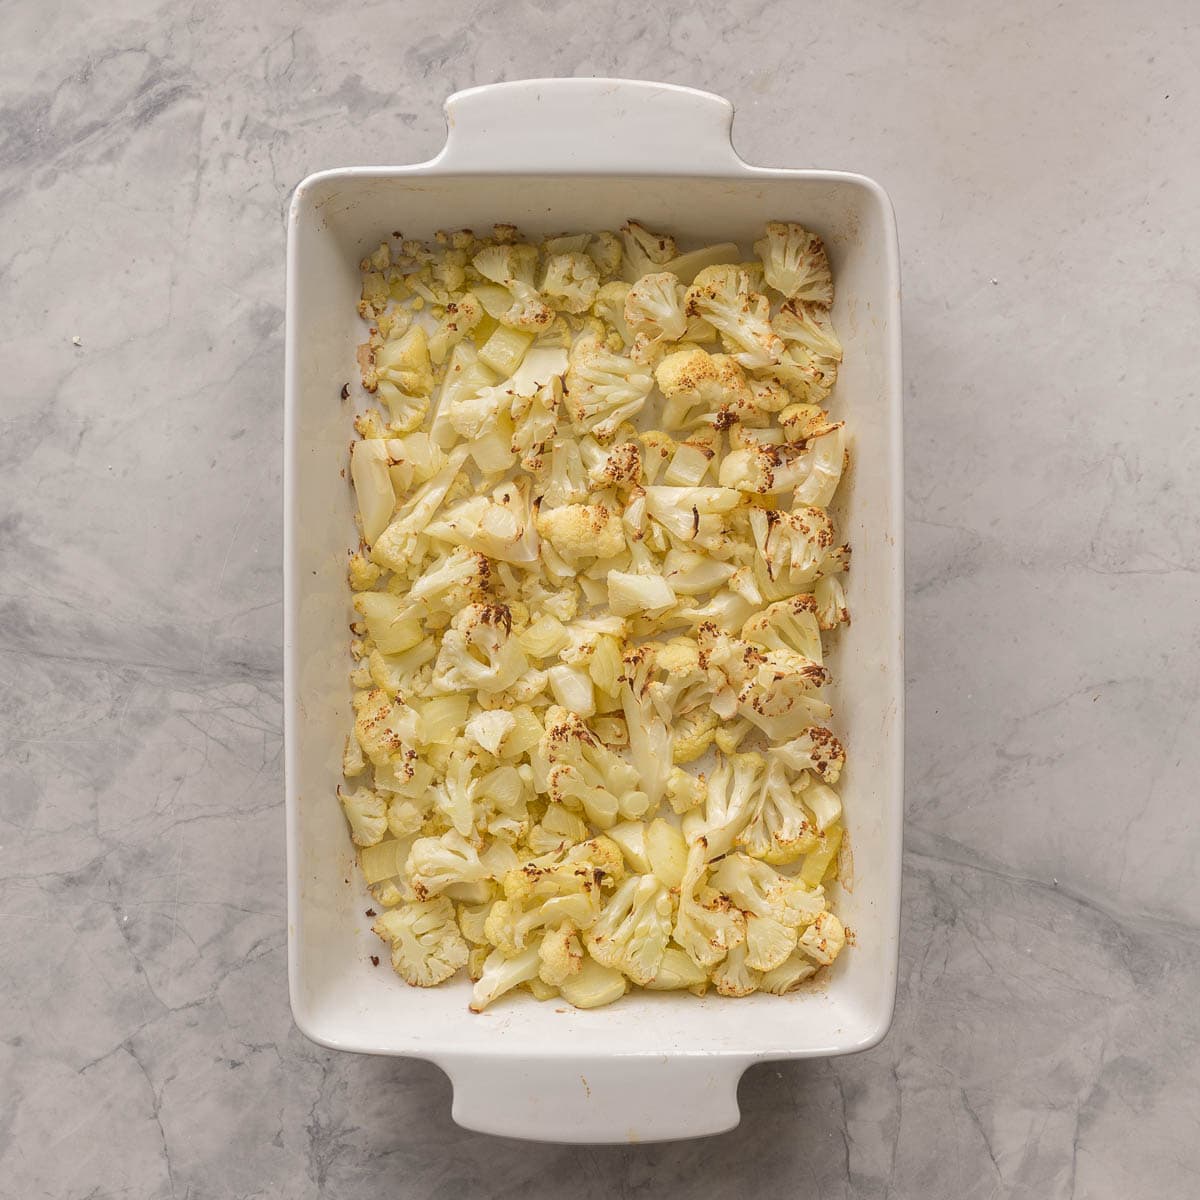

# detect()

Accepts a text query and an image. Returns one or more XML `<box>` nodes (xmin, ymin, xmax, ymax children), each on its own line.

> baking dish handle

<box><xmin>437</xmin><ymin>78</ymin><xmax>744</xmax><ymax>174</ymax></box>
<box><xmin>437</xmin><ymin>1053</ymin><xmax>749</xmax><ymax>1143</ymax></box>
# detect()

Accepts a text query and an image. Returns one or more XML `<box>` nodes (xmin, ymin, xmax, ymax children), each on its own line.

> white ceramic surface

<box><xmin>285</xmin><ymin>79</ymin><xmax>903</xmax><ymax>1142</ymax></box>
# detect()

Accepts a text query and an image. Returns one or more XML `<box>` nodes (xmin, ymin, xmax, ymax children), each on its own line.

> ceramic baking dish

<box><xmin>284</xmin><ymin>78</ymin><xmax>903</xmax><ymax>1143</ymax></box>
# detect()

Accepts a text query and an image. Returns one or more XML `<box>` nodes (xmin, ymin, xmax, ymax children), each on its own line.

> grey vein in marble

<box><xmin>2</xmin><ymin>0</ymin><xmax>1199</xmax><ymax>1196</ymax></box>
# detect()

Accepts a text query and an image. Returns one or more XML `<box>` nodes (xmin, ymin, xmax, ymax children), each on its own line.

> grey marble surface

<box><xmin>2</xmin><ymin>0</ymin><xmax>1198</xmax><ymax>1195</ymax></box>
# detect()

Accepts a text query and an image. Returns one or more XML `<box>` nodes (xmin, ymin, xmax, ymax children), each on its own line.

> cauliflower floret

<box><xmin>511</xmin><ymin>376</ymin><xmax>561</xmax><ymax>472</ymax></box>
<box><xmin>538</xmin><ymin>921</ymin><xmax>585</xmax><ymax>986</ymax></box>
<box><xmin>337</xmin><ymin>786</ymin><xmax>388</xmax><ymax>846</ymax></box>
<box><xmin>673</xmin><ymin>840</ymin><xmax>747</xmax><ymax>968</ymax></box>
<box><xmin>773</xmin><ymin>725</ymin><xmax>846</xmax><ymax>784</ymax></box>
<box><xmin>592</xmin><ymin>280</ymin><xmax>633</xmax><ymax>345</ymax></box>
<box><xmin>748</xmin><ymin>506</ymin><xmax>849</xmax><ymax>601</ymax></box>
<box><xmin>487</xmin><ymin>840</ymin><xmax>621</xmax><ymax>951</ymax></box>
<box><xmin>681</xmin><ymin>752</ymin><xmax>764</xmax><ymax>860</ymax></box>
<box><xmin>684</xmin><ymin>265</ymin><xmax>783</xmax><ymax>369</ymax></box>
<box><xmin>699</xmin><ymin>622</ymin><xmax>830</xmax><ymax>739</ymax></box>
<box><xmin>541</xmin><ymin>252</ymin><xmax>601</xmax><ymax>313</ymax></box>
<box><xmin>774</xmin><ymin>297</ymin><xmax>842</xmax><ymax>360</ymax></box>
<box><xmin>580</xmin><ymin>437</ymin><xmax>643</xmax><ymax>490</ymax></box>
<box><xmin>395</xmin><ymin>544</ymin><xmax>491</xmax><ymax>623</ymax></box>
<box><xmin>484</xmin><ymin>891</ymin><xmax>598</xmax><ymax>956</ymax></box>
<box><xmin>352</xmin><ymin>688</ymin><xmax>423</xmax><ymax>767</ymax></box>
<box><xmin>532</xmin><ymin>436</ymin><xmax>589</xmax><ymax>512</ymax></box>
<box><xmin>761</xmin><ymin>950</ymin><xmax>819</xmax><ymax>995</ymax></box>
<box><xmin>619</xmin><ymin>644</ymin><xmax>673</xmax><ymax>809</ymax></box>
<box><xmin>429</xmin><ymin>343</ymin><xmax>499</xmax><ymax>450</ymax></box>
<box><xmin>465</xmin><ymin>709</ymin><xmax>517</xmax><ymax>756</ymax></box>
<box><xmin>778</xmin><ymin>402</ymin><xmax>830</xmax><ymax>442</ymax></box>
<box><xmin>472</xmin><ymin>243</ymin><xmax>554</xmax><ymax>331</ymax></box>
<box><xmin>532</xmin><ymin>707</ymin><xmax>649</xmax><ymax>829</ymax></box>
<box><xmin>744</xmin><ymin>914</ymin><xmax>798</xmax><ymax>972</ymax></box>
<box><xmin>536</xmin><ymin>502</ymin><xmax>625</xmax><ymax>562</ymax></box>
<box><xmin>623</xmin><ymin>271</ymin><xmax>709</xmax><ymax>362</ymax></box>
<box><xmin>504</xmin><ymin>836</ymin><xmax>626</xmax><ymax>903</ymax></box>
<box><xmin>655</xmin><ymin>348</ymin><xmax>752</xmax><ymax>430</ymax></box>
<box><xmin>730</xmin><ymin>647</ymin><xmax>831</xmax><ymax>742</ymax></box>
<box><xmin>347</xmin><ymin>551</ymin><xmax>381</xmax><ymax>593</ymax></box>
<box><xmin>372</xmin><ymin>898</ymin><xmax>469</xmax><ymax>987</ymax></box>
<box><xmin>741</xmin><ymin>594</ymin><xmax>824</xmax><ymax>662</ymax></box>
<box><xmin>359</xmin><ymin>267</ymin><xmax>389</xmax><ymax>317</ymax></box>
<box><xmin>643</xmin><ymin>637</ymin><xmax>711</xmax><ymax>721</ymax></box>
<box><xmin>754</xmin><ymin>346</ymin><xmax>838</xmax><ymax>405</ymax></box>
<box><xmin>405</xmin><ymin>829</ymin><xmax>516</xmax><ymax>900</ymax></box>
<box><xmin>586</xmin><ymin>874</ymin><xmax>674</xmax><ymax>985</ymax></box>
<box><xmin>620</xmin><ymin>220</ymin><xmax>677</xmax><ymax>280</ymax></box>
<box><xmin>710</xmin><ymin>853</ymin><xmax>826</xmax><ymax>929</ymax></box>
<box><xmin>469</xmin><ymin>943</ymin><xmax>543</xmax><ymax>1012</ymax></box>
<box><xmin>797</xmin><ymin>909</ymin><xmax>846</xmax><ymax>966</ymax></box>
<box><xmin>376</xmin><ymin>320</ymin><xmax>433</xmax><ymax>393</ymax></box>
<box><xmin>429</xmin><ymin>747</ymin><xmax>482</xmax><ymax>837</ymax></box>
<box><xmin>431</xmin><ymin>603</ymin><xmax>528</xmax><ymax>696</ymax></box>
<box><xmin>446</xmin><ymin>380</ymin><xmax>515</xmax><ymax>444</ymax></box>
<box><xmin>371</xmin><ymin>446</ymin><xmax>470</xmax><ymax>573</ymax></box>
<box><xmin>712</xmin><ymin>942</ymin><xmax>762</xmax><ymax>997</ymax></box>
<box><xmin>736</xmin><ymin>757</ymin><xmax>821</xmax><ymax>863</ymax></box>
<box><xmin>587</xmin><ymin>231</ymin><xmax>623</xmax><ymax>277</ymax></box>
<box><xmin>753</xmin><ymin>221</ymin><xmax>833</xmax><ymax>304</ymax></box>
<box><xmin>790</xmin><ymin>423</ymin><xmax>846</xmax><ymax>508</ymax></box>
<box><xmin>718</xmin><ymin>441</ymin><xmax>814</xmax><ymax>495</ymax></box>
<box><xmin>425</xmin><ymin>478</ymin><xmax>539</xmax><ymax>564</ymax></box>
<box><xmin>666</xmin><ymin>766</ymin><xmax>707</xmax><ymax>815</ymax></box>
<box><xmin>428</xmin><ymin>292</ymin><xmax>484</xmax><ymax>364</ymax></box>
<box><xmin>814</xmin><ymin>574</ymin><xmax>850</xmax><ymax>631</ymax></box>
<box><xmin>672</xmin><ymin>709</ymin><xmax>719</xmax><ymax>764</ymax></box>
<box><xmin>563</xmin><ymin>331</ymin><xmax>653</xmax><ymax>440</ymax></box>
<box><xmin>387</xmin><ymin>794</ymin><xmax>427</xmax><ymax>838</ymax></box>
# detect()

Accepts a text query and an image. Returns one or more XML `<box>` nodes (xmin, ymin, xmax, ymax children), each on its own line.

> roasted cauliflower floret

<box><xmin>673</xmin><ymin>840</ymin><xmax>747</xmax><ymax>968</ymax></box>
<box><xmin>541</xmin><ymin>252</ymin><xmax>601</xmax><ymax>314</ymax></box>
<box><xmin>564</xmin><ymin>330</ymin><xmax>654</xmax><ymax>440</ymax></box>
<box><xmin>586</xmin><ymin>874</ymin><xmax>674</xmax><ymax>985</ymax></box>
<box><xmin>684</xmin><ymin>265</ymin><xmax>783</xmax><ymax>369</ymax></box>
<box><xmin>536</xmin><ymin>501</ymin><xmax>625</xmax><ymax>562</ymax></box>
<box><xmin>472</xmin><ymin>243</ymin><xmax>554</xmax><ymax>331</ymax></box>
<box><xmin>753</xmin><ymin>221</ymin><xmax>833</xmax><ymax>304</ymax></box>
<box><xmin>373</xmin><ymin>898</ymin><xmax>470</xmax><ymax>986</ymax></box>
<box><xmin>338</xmin><ymin>786</ymin><xmax>388</xmax><ymax>847</ymax></box>
<box><xmin>655</xmin><ymin>348</ymin><xmax>752</xmax><ymax>430</ymax></box>
<box><xmin>532</xmin><ymin>706</ymin><xmax>649</xmax><ymax>829</ymax></box>
<box><xmin>431</xmin><ymin>603</ymin><xmax>529</xmax><ymax>695</ymax></box>
<box><xmin>748</xmin><ymin>506</ymin><xmax>850</xmax><ymax>601</ymax></box>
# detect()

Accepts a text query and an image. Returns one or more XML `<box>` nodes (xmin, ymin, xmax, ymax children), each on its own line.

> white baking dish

<box><xmin>284</xmin><ymin>78</ymin><xmax>903</xmax><ymax>1144</ymax></box>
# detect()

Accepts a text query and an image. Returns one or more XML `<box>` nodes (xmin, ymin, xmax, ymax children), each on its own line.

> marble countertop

<box><xmin>3</xmin><ymin>1</ymin><xmax>1198</xmax><ymax>1195</ymax></box>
